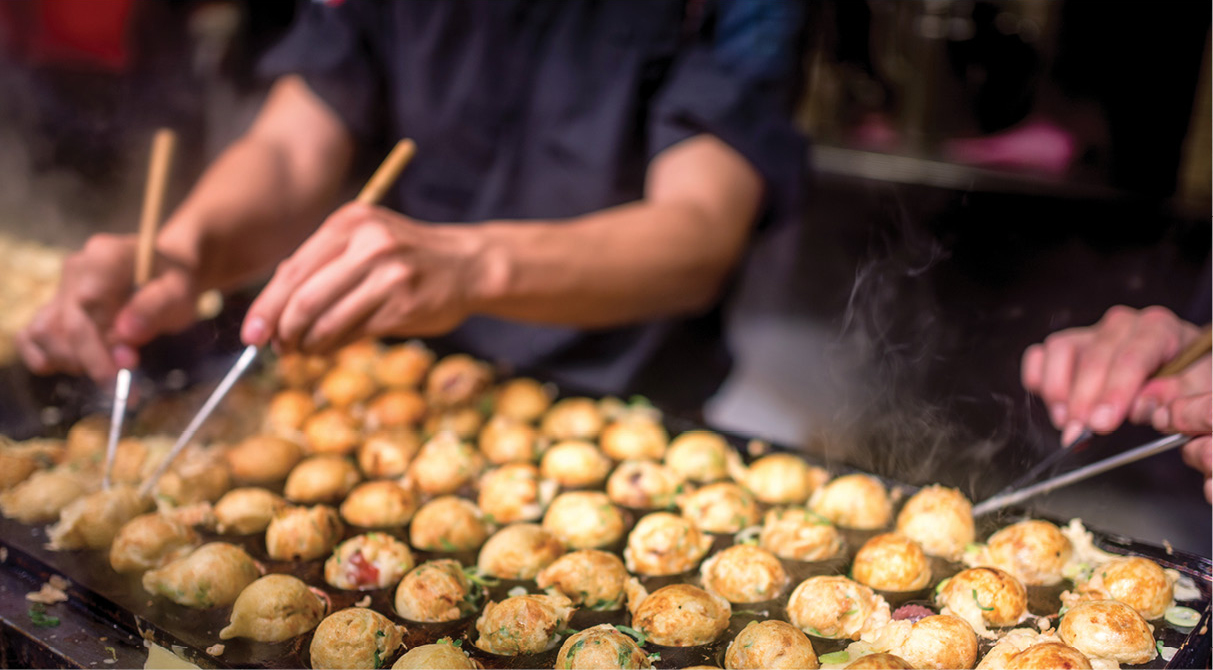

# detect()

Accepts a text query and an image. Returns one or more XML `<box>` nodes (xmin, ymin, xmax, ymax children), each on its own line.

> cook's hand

<box><xmin>242</xmin><ymin>202</ymin><xmax>485</xmax><ymax>353</ymax></box>
<box><xmin>1021</xmin><ymin>305</ymin><xmax>1205</xmax><ymax>444</ymax></box>
<box><xmin>1153</xmin><ymin>392</ymin><xmax>1212</xmax><ymax>503</ymax></box>
<box><xmin>16</xmin><ymin>233</ymin><xmax>201</xmax><ymax>383</ymax></box>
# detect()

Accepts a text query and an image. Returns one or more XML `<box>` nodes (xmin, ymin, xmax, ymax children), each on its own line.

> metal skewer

<box><xmin>103</xmin><ymin>128</ymin><xmax>176</xmax><ymax>490</ymax></box>
<box><xmin>137</xmin><ymin>138</ymin><xmax>416</xmax><ymax>497</ymax></box>
<box><xmin>972</xmin><ymin>432</ymin><xmax>1192</xmax><ymax>517</ymax></box>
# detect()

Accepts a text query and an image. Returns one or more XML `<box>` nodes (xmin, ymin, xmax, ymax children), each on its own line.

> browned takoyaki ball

<box><xmin>0</xmin><ymin>467</ymin><xmax>95</xmax><ymax>523</ymax></box>
<box><xmin>1057</xmin><ymin>600</ymin><xmax>1156</xmax><ymax>665</ymax></box>
<box><xmin>64</xmin><ymin>413</ymin><xmax>109</xmax><ymax>463</ymax></box>
<box><xmin>1074</xmin><ymin>556</ymin><xmax>1174</xmax><ymax>620</ymax></box>
<box><xmin>758</xmin><ymin>507</ymin><xmax>844</xmax><ymax>562</ymax></box>
<box><xmin>302</xmin><ymin>407</ymin><xmax>362</xmax><ymax>456</ymax></box>
<box><xmin>356</xmin><ymin>428</ymin><xmax>421</xmax><ymax>479</ymax></box>
<box><xmin>275</xmin><ymin>351</ymin><xmax>330</xmax><ymax>388</ymax></box>
<box><xmin>540</xmin><ymin>397</ymin><xmax>605</xmax><ymax>441</ymax></box>
<box><xmin>808</xmin><ymin>473</ymin><xmax>893</xmax><ymax>530</ymax></box>
<box><xmin>885</xmin><ymin>615</ymin><xmax>979</xmax><ymax>670</ymax></box>
<box><xmin>478</xmin><ymin>415</ymin><xmax>542</xmax><ymax>464</ymax></box>
<box><xmin>394</xmin><ymin>559</ymin><xmax>478</xmax><ymax>622</ymax></box>
<box><xmin>309</xmin><ymin>607</ymin><xmax>404</xmax><ymax>670</ymax></box>
<box><xmin>535</xmin><ymin>549</ymin><xmax>628</xmax><ymax>610</ymax></box>
<box><xmin>478</xmin><ymin>463</ymin><xmax>553</xmax><ymax>525</ymax></box>
<box><xmin>629</xmin><ymin>583</ymin><xmax>731</xmax><ymax>647</ymax></box>
<box><xmin>47</xmin><ymin>484</ymin><xmax>152</xmax><ymax>551</ymax></box>
<box><xmin>678</xmin><ymin>482</ymin><xmax>760</xmax><ymax>533</ymax></box>
<box><xmin>555</xmin><ymin>624</ymin><xmax>652</xmax><ymax>669</ymax></box>
<box><xmin>317</xmin><ymin>366</ymin><xmax>378</xmax><ymax>410</ymax></box>
<box><xmin>143</xmin><ymin>542</ymin><xmax>261</xmax><ymax>609</ymax></box>
<box><xmin>334</xmin><ymin>339</ymin><xmax>382</xmax><ymax>371</ymax></box>
<box><xmin>600</xmin><ymin>416</ymin><xmax>668</xmax><ymax>461</ymax></box>
<box><xmin>973</xmin><ymin>519</ymin><xmax>1073</xmax><ymax>586</ymax></box>
<box><xmin>364</xmin><ymin>390</ymin><xmax>428</xmax><ymax>430</ymax></box>
<box><xmin>725</xmin><ymin>620</ymin><xmax>819</xmax><ymax>670</ymax></box>
<box><xmin>213</xmin><ymin>487</ymin><xmax>288</xmax><ymax>535</ymax></box>
<box><xmin>475</xmin><ymin>593</ymin><xmax>574</xmax><ymax>656</ymax></box>
<box><xmin>844</xmin><ymin>653</ymin><xmax>914</xmax><ymax>669</ymax></box>
<box><xmin>109</xmin><ymin>512</ymin><xmax>199</xmax><ymax>573</ymax></box>
<box><xmin>606</xmin><ymin>460</ymin><xmax>684</xmax><ymax>510</ymax></box>
<box><xmin>477</xmin><ymin>523</ymin><xmax>566</xmax><ymax>579</ymax></box>
<box><xmin>409</xmin><ymin>496</ymin><xmax>489</xmax><ymax>552</ymax></box>
<box><xmin>624</xmin><ymin>511</ymin><xmax>712</xmax><ymax>576</ymax></box>
<box><xmin>375</xmin><ymin>341</ymin><xmax>435</xmax><ymax>389</ymax></box>
<box><xmin>323</xmin><ymin>533</ymin><xmax>415</xmax><ymax>591</ymax></box>
<box><xmin>391</xmin><ymin>638</ymin><xmax>480</xmax><ymax>669</ymax></box>
<box><xmin>701</xmin><ymin>544</ymin><xmax>789</xmax><ymax>604</ymax></box>
<box><xmin>851</xmin><ymin>533</ymin><xmax>932</xmax><ymax>592</ymax></box>
<box><xmin>406</xmin><ymin>432</ymin><xmax>485</xmax><ymax>496</ymax></box>
<box><xmin>542</xmin><ymin>491</ymin><xmax>625</xmax><ymax>549</ymax></box>
<box><xmin>895</xmin><ymin>485</ymin><xmax>975</xmax><ymax>561</ymax></box>
<box><xmin>937</xmin><ymin>567</ymin><xmax>1028</xmax><ymax>631</ymax></box>
<box><xmin>265</xmin><ymin>389</ymin><xmax>316</xmax><ymax>435</ymax></box>
<box><xmin>786</xmin><ymin>576</ymin><xmax>890</xmax><ymax>641</ymax></box>
<box><xmin>265</xmin><ymin>505</ymin><xmax>344</xmax><ymax>561</ymax></box>
<box><xmin>424</xmin><ymin>406</ymin><xmax>486</xmax><ymax>440</ymax></box>
<box><xmin>738</xmin><ymin>453</ymin><xmax>830</xmax><ymax>506</ymax></box>
<box><xmin>1003</xmin><ymin>643</ymin><xmax>1093</xmax><ymax>670</ymax></box>
<box><xmin>340</xmin><ymin>480</ymin><xmax>418</xmax><ymax>528</ymax></box>
<box><xmin>540</xmin><ymin>439</ymin><xmax>612</xmax><ymax>489</ymax></box>
<box><xmin>226</xmin><ymin>434</ymin><xmax>303</xmax><ymax>485</ymax></box>
<box><xmin>283</xmin><ymin>455</ymin><xmax>361</xmax><ymax>504</ymax></box>
<box><xmin>493</xmin><ymin>378</ymin><xmax>554</xmax><ymax>423</ymax></box>
<box><xmin>426</xmin><ymin>353</ymin><xmax>493</xmax><ymax>408</ymax></box>
<box><xmin>664</xmin><ymin>430</ymin><xmax>731</xmax><ymax>483</ymax></box>
<box><xmin>220</xmin><ymin>573</ymin><xmax>327</xmax><ymax>642</ymax></box>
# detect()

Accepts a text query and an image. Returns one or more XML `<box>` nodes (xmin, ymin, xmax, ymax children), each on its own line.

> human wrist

<box><xmin>460</xmin><ymin>222</ymin><xmax>514</xmax><ymax>314</ymax></box>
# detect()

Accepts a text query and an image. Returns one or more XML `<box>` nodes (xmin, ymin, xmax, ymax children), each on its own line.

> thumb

<box><xmin>1153</xmin><ymin>392</ymin><xmax>1213</xmax><ymax>435</ymax></box>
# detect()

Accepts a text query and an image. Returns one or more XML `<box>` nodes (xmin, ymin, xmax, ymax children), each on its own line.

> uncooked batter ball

<box><xmin>425</xmin><ymin>353</ymin><xmax>493</xmax><ymax>409</ymax></box>
<box><xmin>600</xmin><ymin>415</ymin><xmax>668</xmax><ymax>461</ymax></box>
<box><xmin>309</xmin><ymin>607</ymin><xmax>404</xmax><ymax>670</ymax></box>
<box><xmin>283</xmin><ymin>454</ymin><xmax>361</xmax><ymax>504</ymax></box>
<box><xmin>937</xmin><ymin>567</ymin><xmax>1028</xmax><ymax>631</ymax></box>
<box><xmin>536</xmin><ymin>549</ymin><xmax>628</xmax><ymax>610</ymax></box>
<box><xmin>302</xmin><ymin>407</ymin><xmax>362</xmax><ymax>456</ymax></box>
<box><xmin>409</xmin><ymin>495</ymin><xmax>489</xmax><ymax>552</ymax></box>
<box><xmin>808</xmin><ymin>473</ymin><xmax>893</xmax><ymax>530</ymax></box>
<box><xmin>555</xmin><ymin>624</ymin><xmax>652</xmax><ymax>669</ymax></box>
<box><xmin>851</xmin><ymin>533</ymin><xmax>932</xmax><ymax>592</ymax></box>
<box><xmin>895</xmin><ymin>484</ymin><xmax>975</xmax><ymax>561</ymax></box>
<box><xmin>664</xmin><ymin>430</ymin><xmax>731</xmax><ymax>483</ymax></box>
<box><xmin>540</xmin><ymin>397</ymin><xmax>605</xmax><ymax>441</ymax></box>
<box><xmin>478</xmin><ymin>463</ymin><xmax>553</xmax><ymax>525</ymax></box>
<box><xmin>542</xmin><ymin>491</ymin><xmax>625</xmax><ymax>549</ymax></box>
<box><xmin>624</xmin><ymin>511</ymin><xmax>712</xmax><ymax>576</ymax></box>
<box><xmin>738</xmin><ymin>453</ymin><xmax>830</xmax><ymax>505</ymax></box>
<box><xmin>725</xmin><ymin>620</ymin><xmax>819</xmax><ymax>670</ymax></box>
<box><xmin>478</xmin><ymin>415</ymin><xmax>542</xmax><ymax>464</ymax></box>
<box><xmin>324</xmin><ymin>533</ymin><xmax>415</xmax><ymax>591</ymax></box>
<box><xmin>356</xmin><ymin>428</ymin><xmax>421</xmax><ymax>479</ymax></box>
<box><xmin>786</xmin><ymin>575</ymin><xmax>891</xmax><ymax>640</ymax></box>
<box><xmin>678</xmin><ymin>482</ymin><xmax>760</xmax><ymax>533</ymax></box>
<box><xmin>1058</xmin><ymin>599</ymin><xmax>1156</xmax><ymax>665</ymax></box>
<box><xmin>474</xmin><ymin>593</ymin><xmax>574</xmax><ymax>656</ymax></box>
<box><xmin>629</xmin><ymin>583</ymin><xmax>731</xmax><ymax>647</ymax></box>
<box><xmin>265</xmin><ymin>505</ymin><xmax>344</xmax><ymax>561</ymax></box>
<box><xmin>971</xmin><ymin>519</ymin><xmax>1073</xmax><ymax>586</ymax></box>
<box><xmin>406</xmin><ymin>431</ymin><xmax>485</xmax><ymax>496</ymax></box>
<box><xmin>606</xmin><ymin>460</ymin><xmax>684</xmax><ymax>510</ymax></box>
<box><xmin>225</xmin><ymin>434</ymin><xmax>303</xmax><ymax>485</ymax></box>
<box><xmin>540</xmin><ymin>439</ymin><xmax>612</xmax><ymax>489</ymax></box>
<box><xmin>477</xmin><ymin>523</ymin><xmax>565</xmax><ymax>579</ymax></box>
<box><xmin>758</xmin><ymin>507</ymin><xmax>844</xmax><ymax>562</ymax></box>
<box><xmin>493</xmin><ymin>377</ymin><xmax>554</xmax><ymax>423</ymax></box>
<box><xmin>700</xmin><ymin>544</ymin><xmax>789</xmax><ymax>603</ymax></box>
<box><xmin>394</xmin><ymin>559</ymin><xmax>478</xmax><ymax>622</ymax></box>
<box><xmin>1074</xmin><ymin>556</ymin><xmax>1175</xmax><ymax>620</ymax></box>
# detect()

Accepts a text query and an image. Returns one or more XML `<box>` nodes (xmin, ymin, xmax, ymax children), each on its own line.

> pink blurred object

<box><xmin>848</xmin><ymin>112</ymin><xmax>902</xmax><ymax>153</ymax></box>
<box><xmin>944</xmin><ymin>118</ymin><xmax>1078</xmax><ymax>177</ymax></box>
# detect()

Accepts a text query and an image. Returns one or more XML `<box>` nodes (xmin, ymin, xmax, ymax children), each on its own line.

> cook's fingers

<box><xmin>14</xmin><ymin>323</ymin><xmax>53</xmax><ymax>375</ymax></box>
<box><xmin>1182</xmin><ymin>436</ymin><xmax>1212</xmax><ymax>477</ymax></box>
<box><xmin>275</xmin><ymin>252</ymin><xmax>373</xmax><ymax>352</ymax></box>
<box><xmin>1131</xmin><ymin>354</ymin><xmax>1213</xmax><ymax>423</ymax></box>
<box><xmin>296</xmin><ymin>275</ymin><xmax>384</xmax><ymax>354</ymax></box>
<box><xmin>1021</xmin><ymin>344</ymin><xmax>1045</xmax><ymax>393</ymax></box>
<box><xmin>112</xmin><ymin>274</ymin><xmax>197</xmax><ymax>346</ymax></box>
<box><xmin>66</xmin><ymin>305</ymin><xmax>118</xmax><ymax>383</ymax></box>
<box><xmin>1034</xmin><ymin>331</ymin><xmax>1085</xmax><ymax>427</ymax></box>
<box><xmin>1153</xmin><ymin>392</ymin><xmax>1212</xmax><ymax>434</ymax></box>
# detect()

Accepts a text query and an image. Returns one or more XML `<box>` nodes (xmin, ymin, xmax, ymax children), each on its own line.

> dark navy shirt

<box><xmin>260</xmin><ymin>0</ymin><xmax>808</xmax><ymax>412</ymax></box>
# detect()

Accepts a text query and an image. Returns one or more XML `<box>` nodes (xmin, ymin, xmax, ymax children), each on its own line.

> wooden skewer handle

<box><xmin>356</xmin><ymin>139</ymin><xmax>417</xmax><ymax>205</ymax></box>
<box><xmin>1154</xmin><ymin>325</ymin><xmax>1213</xmax><ymax>378</ymax></box>
<box><xmin>135</xmin><ymin>129</ymin><xmax>177</xmax><ymax>286</ymax></box>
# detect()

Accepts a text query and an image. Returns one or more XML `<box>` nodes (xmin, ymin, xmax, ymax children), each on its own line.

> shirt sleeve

<box><xmin>648</xmin><ymin>0</ymin><xmax>809</xmax><ymax>228</ymax></box>
<box><xmin>256</xmin><ymin>0</ymin><xmax>384</xmax><ymax>146</ymax></box>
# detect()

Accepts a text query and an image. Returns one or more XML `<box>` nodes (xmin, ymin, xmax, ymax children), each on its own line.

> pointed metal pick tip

<box><xmin>102</xmin><ymin>368</ymin><xmax>133</xmax><ymax>491</ymax></box>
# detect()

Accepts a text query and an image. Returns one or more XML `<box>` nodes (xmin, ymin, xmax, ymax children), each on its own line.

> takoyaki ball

<box><xmin>786</xmin><ymin>576</ymin><xmax>891</xmax><ymax>641</ymax></box>
<box><xmin>424</xmin><ymin>406</ymin><xmax>486</xmax><ymax>440</ymax></box>
<box><xmin>0</xmin><ymin>450</ymin><xmax>39</xmax><ymax>491</ymax></box>
<box><xmin>535</xmin><ymin>549</ymin><xmax>628</xmax><ymax>610</ymax></box>
<box><xmin>47</xmin><ymin>485</ymin><xmax>152</xmax><ymax>550</ymax></box>
<box><xmin>334</xmin><ymin>338</ymin><xmax>382</xmax><ymax>370</ymax></box>
<box><xmin>109</xmin><ymin>512</ymin><xmax>199</xmax><ymax>573</ymax></box>
<box><xmin>154</xmin><ymin>446</ymin><xmax>231</xmax><ymax>506</ymax></box>
<box><xmin>477</xmin><ymin>523</ymin><xmax>565</xmax><ymax>579</ymax></box>
<box><xmin>220</xmin><ymin>573</ymin><xmax>327</xmax><ymax>641</ymax></box>
<box><xmin>478</xmin><ymin>415</ymin><xmax>541</xmax><ymax>464</ymax></box>
<box><xmin>1075</xmin><ymin>556</ymin><xmax>1174</xmax><ymax>620</ymax></box>
<box><xmin>0</xmin><ymin>467</ymin><xmax>95</xmax><ymax>523</ymax></box>
<box><xmin>356</xmin><ymin>428</ymin><xmax>420</xmax><ymax>479</ymax></box>
<box><xmin>606</xmin><ymin>460</ymin><xmax>684</xmax><ymax>510</ymax></box>
<box><xmin>725</xmin><ymin>620</ymin><xmax>819</xmax><ymax>670</ymax></box>
<box><xmin>894</xmin><ymin>485</ymin><xmax>975</xmax><ymax>561</ymax></box>
<box><xmin>540</xmin><ymin>439</ymin><xmax>612</xmax><ymax>489</ymax></box>
<box><xmin>265</xmin><ymin>505</ymin><xmax>344</xmax><ymax>561</ymax></box>
<box><xmin>406</xmin><ymin>432</ymin><xmax>484</xmax><ymax>496</ymax></box>
<box><xmin>375</xmin><ymin>340</ymin><xmax>434</xmax><ymax>389</ymax></box>
<box><xmin>392</xmin><ymin>638</ymin><xmax>480</xmax><ymax>670</ymax></box>
<box><xmin>758</xmin><ymin>507</ymin><xmax>844</xmax><ymax>562</ymax></box>
<box><xmin>664</xmin><ymin>430</ymin><xmax>731</xmax><ymax>483</ymax></box>
<box><xmin>394</xmin><ymin>559</ymin><xmax>477</xmax><ymax>622</ymax></box>
<box><xmin>310</xmin><ymin>607</ymin><xmax>404</xmax><ymax>670</ymax></box>
<box><xmin>678</xmin><ymin>482</ymin><xmax>760</xmax><ymax>533</ymax></box>
<box><xmin>542</xmin><ymin>491</ymin><xmax>625</xmax><ymax>549</ymax></box>
<box><xmin>738</xmin><ymin>453</ymin><xmax>830</xmax><ymax>506</ymax></box>
<box><xmin>556</xmin><ymin>624</ymin><xmax>652</xmax><ymax>669</ymax></box>
<box><xmin>275</xmin><ymin>351</ymin><xmax>331</xmax><ymax>388</ymax></box>
<box><xmin>600</xmin><ymin>416</ymin><xmax>668</xmax><ymax>461</ymax></box>
<box><xmin>426</xmin><ymin>353</ymin><xmax>493</xmax><ymax>409</ymax></box>
<box><xmin>213</xmin><ymin>487</ymin><xmax>287</xmax><ymax>535</ymax></box>
<box><xmin>106</xmin><ymin>437</ymin><xmax>151</xmax><ymax>484</ymax></box>
<box><xmin>493</xmin><ymin>377</ymin><xmax>553</xmax><ymax>423</ymax></box>
<box><xmin>365</xmin><ymin>389</ymin><xmax>427</xmax><ymax>430</ymax></box>
<box><xmin>1004</xmin><ymin>643</ymin><xmax>1093</xmax><ymax>670</ymax></box>
<box><xmin>937</xmin><ymin>567</ymin><xmax>1028</xmax><ymax>632</ymax></box>
<box><xmin>701</xmin><ymin>544</ymin><xmax>789</xmax><ymax>604</ymax></box>
<box><xmin>226</xmin><ymin>434</ymin><xmax>303</xmax><ymax>485</ymax></box>
<box><xmin>624</xmin><ymin>511</ymin><xmax>712</xmax><ymax>576</ymax></box>
<box><xmin>973</xmin><ymin>628</ymin><xmax>1056</xmax><ymax>670</ymax></box>
<box><xmin>886</xmin><ymin>615</ymin><xmax>979</xmax><ymax>670</ymax></box>
<box><xmin>265</xmin><ymin>389</ymin><xmax>316</xmax><ymax>435</ymax></box>
<box><xmin>629</xmin><ymin>583</ymin><xmax>731</xmax><ymax>647</ymax></box>
<box><xmin>317</xmin><ymin>366</ymin><xmax>378</xmax><ymax>410</ymax></box>
<box><xmin>852</xmin><ymin>533</ymin><xmax>932</xmax><ymax>592</ymax></box>
<box><xmin>302</xmin><ymin>407</ymin><xmax>362</xmax><ymax>456</ymax></box>
<box><xmin>808</xmin><ymin>474</ymin><xmax>893</xmax><ymax>530</ymax></box>
<box><xmin>973</xmin><ymin>519</ymin><xmax>1073</xmax><ymax>586</ymax></box>
<box><xmin>143</xmin><ymin>542</ymin><xmax>261</xmax><ymax>609</ymax></box>
<box><xmin>324</xmin><ymin>533</ymin><xmax>415</xmax><ymax>590</ymax></box>
<box><xmin>340</xmin><ymin>480</ymin><xmax>417</xmax><ymax>528</ymax></box>
<box><xmin>409</xmin><ymin>496</ymin><xmax>489</xmax><ymax>552</ymax></box>
<box><xmin>478</xmin><ymin>463</ymin><xmax>554</xmax><ymax>524</ymax></box>
<box><xmin>283</xmin><ymin>454</ymin><xmax>361</xmax><ymax>504</ymax></box>
<box><xmin>1058</xmin><ymin>600</ymin><xmax>1156</xmax><ymax>665</ymax></box>
<box><xmin>540</xmin><ymin>397</ymin><xmax>605</xmax><ymax>441</ymax></box>
<box><xmin>65</xmin><ymin>413</ymin><xmax>109</xmax><ymax>463</ymax></box>
<box><xmin>844</xmin><ymin>653</ymin><xmax>913</xmax><ymax>669</ymax></box>
<box><xmin>475</xmin><ymin>593</ymin><xmax>574</xmax><ymax>656</ymax></box>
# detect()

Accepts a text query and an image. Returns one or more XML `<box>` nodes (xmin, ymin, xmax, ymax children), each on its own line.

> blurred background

<box><xmin>0</xmin><ymin>0</ymin><xmax>1209</xmax><ymax>552</ymax></box>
